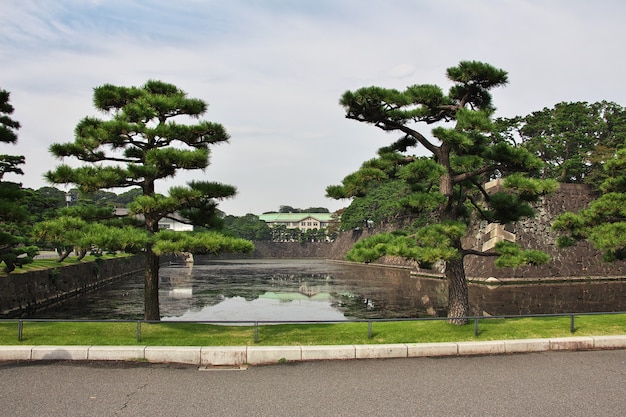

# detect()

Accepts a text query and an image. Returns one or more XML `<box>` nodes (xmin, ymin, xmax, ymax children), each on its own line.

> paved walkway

<box><xmin>1</xmin><ymin>335</ymin><xmax>625</xmax><ymax>366</ymax></box>
<box><xmin>2</xmin><ymin>350</ymin><xmax>625</xmax><ymax>416</ymax></box>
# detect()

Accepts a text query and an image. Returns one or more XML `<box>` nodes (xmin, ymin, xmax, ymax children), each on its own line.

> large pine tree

<box><xmin>0</xmin><ymin>88</ymin><xmax>38</xmax><ymax>273</ymax></box>
<box><xmin>328</xmin><ymin>61</ymin><xmax>556</xmax><ymax>324</ymax></box>
<box><xmin>46</xmin><ymin>81</ymin><xmax>253</xmax><ymax>320</ymax></box>
<box><xmin>554</xmin><ymin>146</ymin><xmax>626</xmax><ymax>261</ymax></box>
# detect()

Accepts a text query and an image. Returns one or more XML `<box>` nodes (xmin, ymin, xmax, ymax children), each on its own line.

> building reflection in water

<box><xmin>28</xmin><ymin>258</ymin><xmax>626</xmax><ymax>321</ymax></box>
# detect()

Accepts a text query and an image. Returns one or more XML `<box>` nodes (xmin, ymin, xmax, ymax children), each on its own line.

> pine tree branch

<box><xmin>452</xmin><ymin>164</ymin><xmax>500</xmax><ymax>184</ymax></box>
<box><xmin>462</xmin><ymin>248</ymin><xmax>499</xmax><ymax>257</ymax></box>
<box><xmin>370</xmin><ymin>118</ymin><xmax>441</xmax><ymax>157</ymax></box>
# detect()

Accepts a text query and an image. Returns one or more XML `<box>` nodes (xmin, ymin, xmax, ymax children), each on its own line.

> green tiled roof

<box><xmin>258</xmin><ymin>212</ymin><xmax>333</xmax><ymax>223</ymax></box>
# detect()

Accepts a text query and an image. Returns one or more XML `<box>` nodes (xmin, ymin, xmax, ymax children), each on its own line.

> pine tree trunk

<box><xmin>445</xmin><ymin>256</ymin><xmax>469</xmax><ymax>325</ymax></box>
<box><xmin>144</xmin><ymin>248</ymin><xmax>160</xmax><ymax>321</ymax></box>
<box><xmin>56</xmin><ymin>247</ymin><xmax>73</xmax><ymax>263</ymax></box>
<box><xmin>77</xmin><ymin>248</ymin><xmax>87</xmax><ymax>261</ymax></box>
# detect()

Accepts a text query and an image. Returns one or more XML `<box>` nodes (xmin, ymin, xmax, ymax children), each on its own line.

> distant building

<box><xmin>157</xmin><ymin>213</ymin><xmax>194</xmax><ymax>232</ymax></box>
<box><xmin>258</xmin><ymin>212</ymin><xmax>333</xmax><ymax>232</ymax></box>
<box><xmin>115</xmin><ymin>208</ymin><xmax>193</xmax><ymax>232</ymax></box>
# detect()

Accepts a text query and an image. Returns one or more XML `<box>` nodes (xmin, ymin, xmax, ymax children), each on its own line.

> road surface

<box><xmin>0</xmin><ymin>350</ymin><xmax>624</xmax><ymax>416</ymax></box>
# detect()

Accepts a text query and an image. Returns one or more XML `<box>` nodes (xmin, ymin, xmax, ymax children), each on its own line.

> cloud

<box><xmin>2</xmin><ymin>0</ymin><xmax>626</xmax><ymax>215</ymax></box>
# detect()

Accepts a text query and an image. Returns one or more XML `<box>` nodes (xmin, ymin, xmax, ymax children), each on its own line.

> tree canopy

<box><xmin>45</xmin><ymin>80</ymin><xmax>253</xmax><ymax>319</ymax></box>
<box><xmin>0</xmin><ymin>88</ymin><xmax>38</xmax><ymax>273</ymax></box>
<box><xmin>222</xmin><ymin>214</ymin><xmax>272</xmax><ymax>241</ymax></box>
<box><xmin>0</xmin><ymin>88</ymin><xmax>24</xmax><ymax>178</ymax></box>
<box><xmin>276</xmin><ymin>206</ymin><xmax>330</xmax><ymax>213</ymax></box>
<box><xmin>498</xmin><ymin>101</ymin><xmax>626</xmax><ymax>187</ymax></box>
<box><xmin>553</xmin><ymin>146</ymin><xmax>626</xmax><ymax>261</ymax></box>
<box><xmin>328</xmin><ymin>61</ymin><xmax>556</xmax><ymax>323</ymax></box>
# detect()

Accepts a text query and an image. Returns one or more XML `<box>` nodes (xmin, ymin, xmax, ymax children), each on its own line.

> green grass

<box><xmin>1</xmin><ymin>253</ymin><xmax>132</xmax><ymax>276</ymax></box>
<box><xmin>1</xmin><ymin>314</ymin><xmax>624</xmax><ymax>346</ymax></box>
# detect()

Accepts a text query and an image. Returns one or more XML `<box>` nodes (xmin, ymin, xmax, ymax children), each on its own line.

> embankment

<box><xmin>0</xmin><ymin>255</ymin><xmax>146</xmax><ymax>317</ymax></box>
<box><xmin>5</xmin><ymin>182</ymin><xmax>626</xmax><ymax>319</ymax></box>
<box><xmin>327</xmin><ymin>184</ymin><xmax>626</xmax><ymax>280</ymax></box>
<box><xmin>210</xmin><ymin>241</ymin><xmax>334</xmax><ymax>259</ymax></box>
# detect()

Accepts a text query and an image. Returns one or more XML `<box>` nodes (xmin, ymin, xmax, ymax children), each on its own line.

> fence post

<box><xmin>368</xmin><ymin>321</ymin><xmax>373</xmax><ymax>339</ymax></box>
<box><xmin>18</xmin><ymin>320</ymin><xmax>23</xmax><ymax>342</ymax></box>
<box><xmin>136</xmin><ymin>321</ymin><xmax>142</xmax><ymax>342</ymax></box>
<box><xmin>474</xmin><ymin>317</ymin><xmax>479</xmax><ymax>336</ymax></box>
<box><xmin>254</xmin><ymin>322</ymin><xmax>259</xmax><ymax>343</ymax></box>
<box><xmin>570</xmin><ymin>315</ymin><xmax>575</xmax><ymax>333</ymax></box>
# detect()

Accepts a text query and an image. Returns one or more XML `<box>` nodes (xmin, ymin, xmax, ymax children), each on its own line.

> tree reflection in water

<box><xmin>28</xmin><ymin>258</ymin><xmax>626</xmax><ymax>321</ymax></box>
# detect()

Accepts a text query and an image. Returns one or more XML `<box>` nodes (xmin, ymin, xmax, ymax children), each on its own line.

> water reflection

<box><xmin>470</xmin><ymin>280</ymin><xmax>626</xmax><ymax>316</ymax></box>
<box><xmin>158</xmin><ymin>258</ymin><xmax>439</xmax><ymax>321</ymax></box>
<box><xmin>29</xmin><ymin>258</ymin><xmax>626</xmax><ymax>321</ymax></box>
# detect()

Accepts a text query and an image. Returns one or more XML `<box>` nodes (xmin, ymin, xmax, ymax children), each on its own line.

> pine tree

<box><xmin>46</xmin><ymin>81</ymin><xmax>253</xmax><ymax>319</ymax></box>
<box><xmin>328</xmin><ymin>61</ymin><xmax>556</xmax><ymax>324</ymax></box>
<box><xmin>0</xmin><ymin>88</ymin><xmax>38</xmax><ymax>273</ymax></box>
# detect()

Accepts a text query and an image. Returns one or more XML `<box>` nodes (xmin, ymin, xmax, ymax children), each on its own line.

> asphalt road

<box><xmin>0</xmin><ymin>350</ymin><xmax>625</xmax><ymax>417</ymax></box>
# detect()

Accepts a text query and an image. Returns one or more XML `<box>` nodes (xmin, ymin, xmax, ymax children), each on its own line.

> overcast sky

<box><xmin>1</xmin><ymin>0</ymin><xmax>625</xmax><ymax>216</ymax></box>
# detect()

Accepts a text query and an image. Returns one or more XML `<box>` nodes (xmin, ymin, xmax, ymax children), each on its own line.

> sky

<box><xmin>1</xmin><ymin>0</ymin><xmax>626</xmax><ymax>216</ymax></box>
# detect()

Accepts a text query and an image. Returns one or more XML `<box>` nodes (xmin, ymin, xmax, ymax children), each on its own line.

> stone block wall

<box><xmin>212</xmin><ymin>241</ymin><xmax>334</xmax><ymax>259</ymax></box>
<box><xmin>464</xmin><ymin>183</ymin><xmax>626</xmax><ymax>278</ymax></box>
<box><xmin>252</xmin><ymin>241</ymin><xmax>333</xmax><ymax>258</ymax></box>
<box><xmin>0</xmin><ymin>255</ymin><xmax>145</xmax><ymax>317</ymax></box>
<box><xmin>328</xmin><ymin>184</ymin><xmax>626</xmax><ymax>279</ymax></box>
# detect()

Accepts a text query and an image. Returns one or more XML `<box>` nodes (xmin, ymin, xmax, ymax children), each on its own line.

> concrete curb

<box><xmin>1</xmin><ymin>335</ymin><xmax>625</xmax><ymax>366</ymax></box>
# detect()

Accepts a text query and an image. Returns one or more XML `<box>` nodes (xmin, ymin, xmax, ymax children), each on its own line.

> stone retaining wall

<box><xmin>463</xmin><ymin>184</ymin><xmax>626</xmax><ymax>279</ymax></box>
<box><xmin>251</xmin><ymin>241</ymin><xmax>333</xmax><ymax>258</ymax></box>
<box><xmin>327</xmin><ymin>184</ymin><xmax>626</xmax><ymax>279</ymax></box>
<box><xmin>211</xmin><ymin>241</ymin><xmax>334</xmax><ymax>259</ymax></box>
<box><xmin>4</xmin><ymin>183</ymin><xmax>622</xmax><ymax>317</ymax></box>
<box><xmin>0</xmin><ymin>255</ymin><xmax>146</xmax><ymax>317</ymax></box>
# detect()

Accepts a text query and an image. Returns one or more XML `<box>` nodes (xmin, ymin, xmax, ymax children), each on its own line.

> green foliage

<box><xmin>0</xmin><ymin>89</ymin><xmax>20</xmax><ymax>146</ymax></box>
<box><xmin>553</xmin><ymin>142</ymin><xmax>626</xmax><ymax>260</ymax></box>
<box><xmin>601</xmin><ymin>148</ymin><xmax>626</xmax><ymax>193</ymax></box>
<box><xmin>588</xmin><ymin>222</ymin><xmax>626</xmax><ymax>261</ymax></box>
<box><xmin>485</xmin><ymin>192</ymin><xmax>535</xmax><ymax>224</ymax></box>
<box><xmin>90</xmin><ymin>226</ymin><xmax>150</xmax><ymax>254</ymax></box>
<box><xmin>346</xmin><ymin>232</ymin><xmax>397</xmax><ymax>262</ymax></box>
<box><xmin>223</xmin><ymin>214</ymin><xmax>272</xmax><ymax>241</ymax></box>
<box><xmin>338</xmin><ymin>180</ymin><xmax>411</xmax><ymax>230</ymax></box>
<box><xmin>152</xmin><ymin>230</ymin><xmax>254</xmax><ymax>255</ymax></box>
<box><xmin>331</xmin><ymin>61</ymin><xmax>554</xmax><ymax>321</ymax></box>
<box><xmin>43</xmin><ymin>80</ymin><xmax>251</xmax><ymax>319</ymax></box>
<box><xmin>503</xmin><ymin>174</ymin><xmax>559</xmax><ymax>200</ymax></box>
<box><xmin>331</xmin><ymin>61</ymin><xmax>550</xmax><ymax>263</ymax></box>
<box><xmin>558</xmin><ymin>192</ymin><xmax>626</xmax><ymax>261</ymax></box>
<box><xmin>25</xmin><ymin>187</ymin><xmax>68</xmax><ymax>219</ymax></box>
<box><xmin>277</xmin><ymin>206</ymin><xmax>330</xmax><ymax>213</ymax></box>
<box><xmin>552</xmin><ymin>212</ymin><xmax>588</xmax><ymax>240</ymax></box>
<box><xmin>2</xmin><ymin>314</ymin><xmax>625</xmax><ymax>346</ymax></box>
<box><xmin>177</xmin><ymin>181</ymin><xmax>237</xmax><ymax>229</ymax></box>
<box><xmin>493</xmin><ymin>241</ymin><xmax>551</xmax><ymax>268</ymax></box>
<box><xmin>32</xmin><ymin>216</ymin><xmax>125</xmax><ymax>261</ymax></box>
<box><xmin>346</xmin><ymin>222</ymin><xmax>464</xmax><ymax>265</ymax></box>
<box><xmin>397</xmin><ymin>157</ymin><xmax>445</xmax><ymax>186</ymax></box>
<box><xmin>115</xmin><ymin>188</ymin><xmax>143</xmax><ymax>206</ymax></box>
<box><xmin>502</xmin><ymin>101</ymin><xmax>626</xmax><ymax>187</ymax></box>
<box><xmin>0</xmin><ymin>88</ymin><xmax>39</xmax><ymax>273</ymax></box>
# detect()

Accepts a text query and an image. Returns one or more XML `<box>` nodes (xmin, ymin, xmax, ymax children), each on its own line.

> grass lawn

<box><xmin>1</xmin><ymin>254</ymin><xmax>624</xmax><ymax>346</ymax></box>
<box><xmin>0</xmin><ymin>253</ymin><xmax>132</xmax><ymax>276</ymax></box>
<box><xmin>1</xmin><ymin>314</ymin><xmax>624</xmax><ymax>346</ymax></box>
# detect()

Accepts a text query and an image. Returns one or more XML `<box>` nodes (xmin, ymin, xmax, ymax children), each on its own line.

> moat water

<box><xmin>32</xmin><ymin>258</ymin><xmax>626</xmax><ymax>321</ymax></box>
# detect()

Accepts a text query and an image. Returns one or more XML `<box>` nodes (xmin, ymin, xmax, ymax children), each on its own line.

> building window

<box><xmin>159</xmin><ymin>223</ymin><xmax>171</xmax><ymax>229</ymax></box>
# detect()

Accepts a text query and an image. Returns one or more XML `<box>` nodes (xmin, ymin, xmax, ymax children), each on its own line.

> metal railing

<box><xmin>2</xmin><ymin>311</ymin><xmax>624</xmax><ymax>344</ymax></box>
